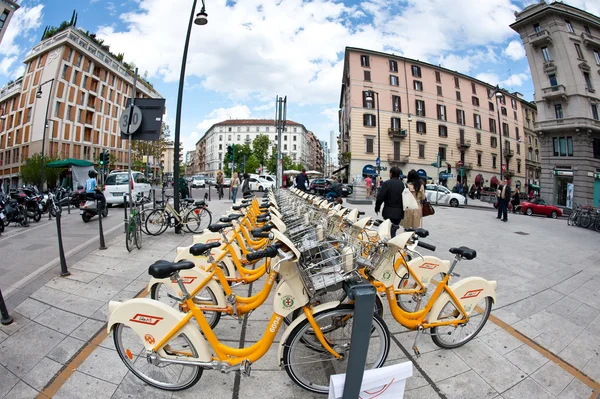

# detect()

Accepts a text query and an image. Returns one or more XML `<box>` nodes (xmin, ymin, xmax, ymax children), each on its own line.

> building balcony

<box><xmin>455</xmin><ymin>161</ymin><xmax>473</xmax><ymax>170</ymax></box>
<box><xmin>387</xmin><ymin>154</ymin><xmax>409</xmax><ymax>164</ymax></box>
<box><xmin>582</xmin><ymin>32</ymin><xmax>600</xmax><ymax>48</ymax></box>
<box><xmin>534</xmin><ymin>117</ymin><xmax>600</xmax><ymax>133</ymax></box>
<box><xmin>456</xmin><ymin>139</ymin><xmax>471</xmax><ymax>149</ymax></box>
<box><xmin>504</xmin><ymin>170</ymin><xmax>515</xmax><ymax>178</ymax></box>
<box><xmin>529</xmin><ymin>29</ymin><xmax>553</xmax><ymax>47</ymax></box>
<box><xmin>388</xmin><ymin>128</ymin><xmax>407</xmax><ymax>138</ymax></box>
<box><xmin>541</xmin><ymin>85</ymin><xmax>567</xmax><ymax>102</ymax></box>
<box><xmin>504</xmin><ymin>149</ymin><xmax>514</xmax><ymax>158</ymax></box>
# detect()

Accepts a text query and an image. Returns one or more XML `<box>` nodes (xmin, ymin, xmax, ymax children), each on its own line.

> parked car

<box><xmin>520</xmin><ymin>198</ymin><xmax>562</xmax><ymax>218</ymax></box>
<box><xmin>341</xmin><ymin>184</ymin><xmax>353</xmax><ymax>197</ymax></box>
<box><xmin>223</xmin><ymin>178</ymin><xmax>231</xmax><ymax>187</ymax></box>
<box><xmin>248</xmin><ymin>177</ymin><xmax>274</xmax><ymax>192</ymax></box>
<box><xmin>103</xmin><ymin>172</ymin><xmax>151</xmax><ymax>206</ymax></box>
<box><xmin>309</xmin><ymin>178</ymin><xmax>333</xmax><ymax>195</ymax></box>
<box><xmin>259</xmin><ymin>175</ymin><xmax>276</xmax><ymax>184</ymax></box>
<box><xmin>425</xmin><ymin>184</ymin><xmax>466</xmax><ymax>207</ymax></box>
<box><xmin>191</xmin><ymin>175</ymin><xmax>206</xmax><ymax>188</ymax></box>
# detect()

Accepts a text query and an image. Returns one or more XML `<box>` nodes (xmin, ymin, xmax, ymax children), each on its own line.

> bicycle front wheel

<box><xmin>431</xmin><ymin>296</ymin><xmax>492</xmax><ymax>349</ymax></box>
<box><xmin>145</xmin><ymin>209</ymin><xmax>168</xmax><ymax>236</ymax></box>
<box><xmin>580</xmin><ymin>213</ymin><xmax>592</xmax><ymax>228</ymax></box>
<box><xmin>113</xmin><ymin>323</ymin><xmax>203</xmax><ymax>390</ymax></box>
<box><xmin>184</xmin><ymin>210</ymin><xmax>202</xmax><ymax>233</ymax></box>
<box><xmin>125</xmin><ymin>220</ymin><xmax>135</xmax><ymax>252</ymax></box>
<box><xmin>283</xmin><ymin>304</ymin><xmax>390</xmax><ymax>394</ymax></box>
<box><xmin>135</xmin><ymin>216</ymin><xmax>142</xmax><ymax>250</ymax></box>
<box><xmin>595</xmin><ymin>217</ymin><xmax>600</xmax><ymax>233</ymax></box>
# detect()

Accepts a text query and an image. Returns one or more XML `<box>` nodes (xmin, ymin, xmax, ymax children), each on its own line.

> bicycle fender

<box><xmin>394</xmin><ymin>256</ymin><xmax>451</xmax><ymax>289</ymax></box>
<box><xmin>107</xmin><ymin>298</ymin><xmax>212</xmax><ymax>361</ymax></box>
<box><xmin>269</xmin><ymin>215</ymin><xmax>286</xmax><ymax>234</ymax></box>
<box><xmin>146</xmin><ymin>268</ymin><xmax>226</xmax><ymax>309</ymax></box>
<box><xmin>277</xmin><ymin>301</ymin><xmax>341</xmax><ymax>367</ymax></box>
<box><xmin>426</xmin><ymin>277</ymin><xmax>497</xmax><ymax>323</ymax></box>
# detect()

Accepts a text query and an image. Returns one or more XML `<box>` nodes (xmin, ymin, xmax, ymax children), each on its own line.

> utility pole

<box><xmin>275</xmin><ymin>96</ymin><xmax>287</xmax><ymax>188</ymax></box>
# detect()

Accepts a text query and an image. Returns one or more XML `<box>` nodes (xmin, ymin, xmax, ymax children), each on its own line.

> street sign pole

<box><xmin>436</xmin><ymin>152</ymin><xmax>440</xmax><ymax>206</ymax></box>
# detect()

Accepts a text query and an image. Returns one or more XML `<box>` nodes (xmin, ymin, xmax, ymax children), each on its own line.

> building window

<box><xmin>363</xmin><ymin>114</ymin><xmax>376</xmax><ymax>127</ymax></box>
<box><xmin>492</xmin><ymin>155</ymin><xmax>497</xmax><ymax>168</ymax></box>
<box><xmin>438</xmin><ymin>125</ymin><xmax>447</xmax><ymax>137</ymax></box>
<box><xmin>437</xmin><ymin>104</ymin><xmax>446</xmax><ymax>121</ymax></box>
<box><xmin>436</xmin><ymin>85</ymin><xmax>443</xmax><ymax>96</ymax></box>
<box><xmin>389</xmin><ymin>60</ymin><xmax>398</xmax><ymax>72</ymax></box>
<box><xmin>489</xmin><ymin>101</ymin><xmax>494</xmax><ymax>111</ymax></box>
<box><xmin>293</xmin><ymin>127</ymin><xmax>297</xmax><ymax>132</ymax></box>
<box><xmin>502</xmin><ymin>123</ymin><xmax>509</xmax><ymax>137</ymax></box>
<box><xmin>67</xmin><ymin>106</ymin><xmax>72</xmax><ymax>120</ymax></box>
<box><xmin>454</xmin><ymin>77</ymin><xmax>460</xmax><ymax>88</ymax></box>
<box><xmin>555</xmin><ymin>103</ymin><xmax>564</xmax><ymax>119</ymax></box>
<box><xmin>266</xmin><ymin>127</ymin><xmax>269</xmax><ymax>132</ymax></box>
<box><xmin>293</xmin><ymin>145</ymin><xmax>297</xmax><ymax>151</ymax></box>
<box><xmin>533</xmin><ymin>23</ymin><xmax>541</xmax><ymax>32</ymax></box>
<box><xmin>456</xmin><ymin>109</ymin><xmax>465</xmax><ymax>125</ymax></box>
<box><xmin>283</xmin><ymin>144</ymin><xmax>287</xmax><ymax>151</ymax></box>
<box><xmin>456</xmin><ymin>91</ymin><xmax>461</xmax><ymax>101</ymax></box>
<box><xmin>565</xmin><ymin>20</ymin><xmax>574</xmax><ymax>33</ymax></box>
<box><xmin>471</xmin><ymin>82</ymin><xmax>477</xmax><ymax>94</ymax></box>
<box><xmin>594</xmin><ymin>49</ymin><xmax>600</xmax><ymax>65</ymax></box>
<box><xmin>364</xmin><ymin>70</ymin><xmax>371</xmax><ymax>81</ymax></box>
<box><xmin>366</xmin><ymin>137</ymin><xmax>374</xmax><ymax>153</ymax></box>
<box><xmin>501</xmin><ymin>106</ymin><xmax>507</xmax><ymax>116</ymax></box>
<box><xmin>360</xmin><ymin>55</ymin><xmax>370</xmax><ymax>67</ymax></box>
<box><xmin>477</xmin><ymin>153</ymin><xmax>482</xmax><ymax>166</ymax></box>
<box><xmin>592</xmin><ymin>104</ymin><xmax>599</xmax><ymax>120</ymax></box>
<box><xmin>435</xmin><ymin>71</ymin><xmax>441</xmax><ymax>83</ymax></box>
<box><xmin>517</xmin><ymin>143</ymin><xmax>521</xmax><ymax>155</ymax></box>
<box><xmin>476</xmin><ymin>132</ymin><xmax>481</xmax><ymax>145</ymax></box>
<box><xmin>491</xmin><ymin>136</ymin><xmax>497</xmax><ymax>148</ymax></box>
<box><xmin>515</xmin><ymin>127</ymin><xmax>520</xmax><ymax>140</ymax></box>
<box><xmin>542</xmin><ymin>46</ymin><xmax>552</xmax><ymax>62</ymax></box>
<box><xmin>418</xmin><ymin>143</ymin><xmax>425</xmax><ymax>158</ymax></box>
<box><xmin>416</xmin><ymin>121</ymin><xmax>426</xmax><ymax>133</ymax></box>
<box><xmin>472</xmin><ymin>96</ymin><xmax>479</xmax><ymax>106</ymax></box>
<box><xmin>584</xmin><ymin>72</ymin><xmax>593</xmax><ymax>89</ymax></box>
<box><xmin>511</xmin><ymin>98</ymin><xmax>517</xmax><ymax>110</ymax></box>
<box><xmin>514</xmin><ymin>110</ymin><xmax>518</xmax><ymax>120</ymax></box>
<box><xmin>413</xmin><ymin>80</ymin><xmax>423</xmax><ymax>91</ymax></box>
<box><xmin>246</xmin><ymin>127</ymin><xmax>250</xmax><ymax>132</ymax></box>
<box><xmin>293</xmin><ymin>135</ymin><xmax>297</xmax><ymax>141</ymax></box>
<box><xmin>593</xmin><ymin>138</ymin><xmax>600</xmax><ymax>159</ymax></box>
<box><xmin>390</xmin><ymin>75</ymin><xmax>399</xmax><ymax>86</ymax></box>
<box><xmin>517</xmin><ymin>160</ymin><xmax>522</xmax><ymax>173</ymax></box>
<box><xmin>415</xmin><ymin>100</ymin><xmax>425</xmax><ymax>116</ymax></box>
<box><xmin>237</xmin><ymin>127</ymin><xmax>241</xmax><ymax>132</ymax></box>
<box><xmin>575</xmin><ymin>43</ymin><xmax>584</xmax><ymax>59</ymax></box>
<box><xmin>363</xmin><ymin>91</ymin><xmax>374</xmax><ymax>109</ymax></box>
<box><xmin>228</xmin><ymin>135</ymin><xmax>231</xmax><ymax>141</ymax></box>
<box><xmin>548</xmin><ymin>73</ymin><xmax>558</xmax><ymax>87</ymax></box>
<box><xmin>474</xmin><ymin>113</ymin><xmax>481</xmax><ymax>129</ymax></box>
<box><xmin>72</xmin><ymin>70</ymin><xmax>78</xmax><ymax>84</ymax></box>
<box><xmin>283</xmin><ymin>135</ymin><xmax>287</xmax><ymax>141</ymax></box>
<box><xmin>412</xmin><ymin>65</ymin><xmax>421</xmax><ymax>78</ymax></box>
<box><xmin>553</xmin><ymin>137</ymin><xmax>573</xmax><ymax>156</ymax></box>
<box><xmin>489</xmin><ymin>118</ymin><xmax>496</xmax><ymax>133</ymax></box>
<box><xmin>392</xmin><ymin>95</ymin><xmax>401</xmax><ymax>112</ymax></box>
<box><xmin>237</xmin><ymin>135</ymin><xmax>240</xmax><ymax>140</ymax></box>
<box><xmin>584</xmin><ymin>25</ymin><xmax>591</xmax><ymax>34</ymax></box>
<box><xmin>439</xmin><ymin>146</ymin><xmax>447</xmax><ymax>161</ymax></box>
<box><xmin>54</xmin><ymin>101</ymin><xmax>60</xmax><ymax>117</ymax></box>
<box><xmin>61</xmin><ymin>65</ymin><xmax>68</xmax><ymax>79</ymax></box>
<box><xmin>219</xmin><ymin>144</ymin><xmax>222</xmax><ymax>150</ymax></box>
<box><xmin>391</xmin><ymin>117</ymin><xmax>401</xmax><ymax>129</ymax></box>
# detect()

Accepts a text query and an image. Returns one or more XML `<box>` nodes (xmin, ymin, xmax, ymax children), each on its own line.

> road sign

<box><xmin>376</xmin><ymin>158</ymin><xmax>380</xmax><ymax>167</ymax></box>
<box><xmin>457</xmin><ymin>160</ymin><xmax>463</xmax><ymax>167</ymax></box>
<box><xmin>440</xmin><ymin>173</ymin><xmax>454</xmax><ymax>179</ymax></box>
<box><xmin>119</xmin><ymin>105</ymin><xmax>142</xmax><ymax>135</ymax></box>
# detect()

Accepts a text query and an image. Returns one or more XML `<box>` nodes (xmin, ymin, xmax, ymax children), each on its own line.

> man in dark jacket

<box><xmin>295</xmin><ymin>170</ymin><xmax>309</xmax><ymax>191</ymax></box>
<box><xmin>375</xmin><ymin>166</ymin><xmax>405</xmax><ymax>237</ymax></box>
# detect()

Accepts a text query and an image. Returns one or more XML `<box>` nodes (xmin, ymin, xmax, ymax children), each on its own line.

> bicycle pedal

<box><xmin>240</xmin><ymin>359</ymin><xmax>252</xmax><ymax>376</ymax></box>
<box><xmin>412</xmin><ymin>346</ymin><xmax>421</xmax><ymax>358</ymax></box>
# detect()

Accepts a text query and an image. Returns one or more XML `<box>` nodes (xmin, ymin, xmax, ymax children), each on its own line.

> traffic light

<box><xmin>99</xmin><ymin>150</ymin><xmax>105</xmax><ymax>165</ymax></box>
<box><xmin>99</xmin><ymin>151</ymin><xmax>109</xmax><ymax>167</ymax></box>
<box><xmin>225</xmin><ymin>145</ymin><xmax>234</xmax><ymax>161</ymax></box>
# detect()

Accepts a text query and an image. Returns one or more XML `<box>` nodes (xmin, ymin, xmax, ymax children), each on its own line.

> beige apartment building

<box><xmin>0</xmin><ymin>26</ymin><xmax>161</xmax><ymax>188</ymax></box>
<box><xmin>521</xmin><ymin>100</ymin><xmax>542</xmax><ymax>191</ymax></box>
<box><xmin>339</xmin><ymin>47</ymin><xmax>527</xmax><ymax>190</ymax></box>
<box><xmin>0</xmin><ymin>0</ymin><xmax>19</xmax><ymax>45</ymax></box>
<box><xmin>511</xmin><ymin>1</ymin><xmax>600</xmax><ymax>208</ymax></box>
<box><xmin>306</xmin><ymin>131</ymin><xmax>324</xmax><ymax>172</ymax></box>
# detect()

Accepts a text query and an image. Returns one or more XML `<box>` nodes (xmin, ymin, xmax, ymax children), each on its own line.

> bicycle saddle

<box><xmin>190</xmin><ymin>242</ymin><xmax>221</xmax><ymax>256</ymax></box>
<box><xmin>195</xmin><ymin>200</ymin><xmax>206</xmax><ymax>206</ymax></box>
<box><xmin>184</xmin><ymin>198</ymin><xmax>195</xmax><ymax>203</ymax></box>
<box><xmin>372</xmin><ymin>219</ymin><xmax>384</xmax><ymax>227</ymax></box>
<box><xmin>404</xmin><ymin>228</ymin><xmax>429</xmax><ymax>238</ymax></box>
<box><xmin>220</xmin><ymin>214</ymin><xmax>243</xmax><ymax>223</ymax></box>
<box><xmin>148</xmin><ymin>260</ymin><xmax>195</xmax><ymax>279</ymax></box>
<box><xmin>208</xmin><ymin>223</ymin><xmax>233</xmax><ymax>232</ymax></box>
<box><xmin>232</xmin><ymin>204</ymin><xmax>250</xmax><ymax>210</ymax></box>
<box><xmin>449</xmin><ymin>246</ymin><xmax>477</xmax><ymax>260</ymax></box>
<box><xmin>257</xmin><ymin>215</ymin><xmax>270</xmax><ymax>222</ymax></box>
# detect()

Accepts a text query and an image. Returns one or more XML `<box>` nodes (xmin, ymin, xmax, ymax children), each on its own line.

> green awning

<box><xmin>528</xmin><ymin>184</ymin><xmax>541</xmax><ymax>190</ymax></box>
<box><xmin>46</xmin><ymin>158</ymin><xmax>94</xmax><ymax>168</ymax></box>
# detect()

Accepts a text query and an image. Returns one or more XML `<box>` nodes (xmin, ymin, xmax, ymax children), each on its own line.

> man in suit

<box><xmin>497</xmin><ymin>179</ymin><xmax>511</xmax><ymax>222</ymax></box>
<box><xmin>375</xmin><ymin>166</ymin><xmax>405</xmax><ymax>237</ymax></box>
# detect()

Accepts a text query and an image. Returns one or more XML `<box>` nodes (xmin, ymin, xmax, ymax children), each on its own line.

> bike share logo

<box><xmin>180</xmin><ymin>276</ymin><xmax>197</xmax><ymax>285</ymax></box>
<box><xmin>460</xmin><ymin>289</ymin><xmax>483</xmax><ymax>300</ymax></box>
<box><xmin>382</xmin><ymin>271</ymin><xmax>392</xmax><ymax>281</ymax></box>
<box><xmin>281</xmin><ymin>295</ymin><xmax>295</xmax><ymax>309</ymax></box>
<box><xmin>419</xmin><ymin>263</ymin><xmax>438</xmax><ymax>270</ymax></box>
<box><xmin>130</xmin><ymin>314</ymin><xmax>164</xmax><ymax>326</ymax></box>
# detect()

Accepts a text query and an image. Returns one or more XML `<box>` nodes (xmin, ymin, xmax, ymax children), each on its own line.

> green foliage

<box><xmin>252</xmin><ymin>134</ymin><xmax>270</xmax><ymax>169</ymax></box>
<box><xmin>20</xmin><ymin>153</ymin><xmax>63</xmax><ymax>189</ymax></box>
<box><xmin>265</xmin><ymin>147</ymin><xmax>303</xmax><ymax>176</ymax></box>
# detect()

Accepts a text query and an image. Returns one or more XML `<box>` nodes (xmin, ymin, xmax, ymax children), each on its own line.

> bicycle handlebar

<box><xmin>246</xmin><ymin>245</ymin><xmax>279</xmax><ymax>261</ymax></box>
<box><xmin>417</xmin><ymin>241</ymin><xmax>436</xmax><ymax>251</ymax></box>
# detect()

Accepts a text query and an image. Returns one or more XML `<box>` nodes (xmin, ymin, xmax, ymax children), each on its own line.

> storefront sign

<box><xmin>362</xmin><ymin>165</ymin><xmax>377</xmax><ymax>176</ymax></box>
<box><xmin>554</xmin><ymin>170</ymin><xmax>574</xmax><ymax>176</ymax></box>
<box><xmin>566</xmin><ymin>183</ymin><xmax>574</xmax><ymax>209</ymax></box>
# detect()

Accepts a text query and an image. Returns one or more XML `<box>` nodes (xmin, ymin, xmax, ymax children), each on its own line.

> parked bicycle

<box><xmin>145</xmin><ymin>195</ymin><xmax>212</xmax><ymax>235</ymax></box>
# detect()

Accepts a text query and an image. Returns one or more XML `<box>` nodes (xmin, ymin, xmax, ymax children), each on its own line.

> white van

<box><xmin>103</xmin><ymin>171</ymin><xmax>151</xmax><ymax>206</ymax></box>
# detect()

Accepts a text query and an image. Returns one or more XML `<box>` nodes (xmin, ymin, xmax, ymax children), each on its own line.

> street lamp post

<box><xmin>173</xmin><ymin>0</ymin><xmax>208</xmax><ymax>233</ymax></box>
<box><xmin>365</xmin><ymin>92</ymin><xmax>381</xmax><ymax>175</ymax></box>
<box><xmin>36</xmin><ymin>78</ymin><xmax>55</xmax><ymax>192</ymax></box>
<box><xmin>491</xmin><ymin>86</ymin><xmax>504</xmax><ymax>181</ymax></box>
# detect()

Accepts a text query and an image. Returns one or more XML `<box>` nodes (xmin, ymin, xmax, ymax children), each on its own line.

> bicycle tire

<box><xmin>595</xmin><ymin>217</ymin><xmax>600</xmax><ymax>233</ymax></box>
<box><xmin>282</xmin><ymin>304</ymin><xmax>390</xmax><ymax>394</ymax></box>
<box><xmin>150</xmin><ymin>283</ymin><xmax>222</xmax><ymax>329</ymax></box>
<box><xmin>113</xmin><ymin>323</ymin><xmax>203</xmax><ymax>390</ymax></box>
<box><xmin>580</xmin><ymin>213</ymin><xmax>592</xmax><ymax>228</ymax></box>
<box><xmin>126</xmin><ymin>219</ymin><xmax>135</xmax><ymax>252</ymax></box>
<box><xmin>567</xmin><ymin>210</ymin><xmax>576</xmax><ymax>226</ymax></box>
<box><xmin>145</xmin><ymin>209</ymin><xmax>169</xmax><ymax>236</ymax></box>
<box><xmin>140</xmin><ymin>208</ymin><xmax>156</xmax><ymax>234</ymax></box>
<box><xmin>183</xmin><ymin>210</ymin><xmax>202</xmax><ymax>233</ymax></box>
<box><xmin>135</xmin><ymin>215</ymin><xmax>142</xmax><ymax>250</ymax></box>
<box><xmin>431</xmin><ymin>296</ymin><xmax>492</xmax><ymax>349</ymax></box>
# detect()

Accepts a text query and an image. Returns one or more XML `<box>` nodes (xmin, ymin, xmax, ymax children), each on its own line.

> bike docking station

<box><xmin>329</xmin><ymin>280</ymin><xmax>412</xmax><ymax>399</ymax></box>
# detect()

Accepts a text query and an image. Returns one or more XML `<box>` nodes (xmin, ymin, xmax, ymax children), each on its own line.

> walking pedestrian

<box><xmin>375</xmin><ymin>166</ymin><xmax>405</xmax><ymax>237</ymax></box>
<box><xmin>231</xmin><ymin>172</ymin><xmax>240</xmax><ymax>203</ymax></box>
<box><xmin>401</xmin><ymin>170</ymin><xmax>426</xmax><ymax>229</ymax></box>
<box><xmin>365</xmin><ymin>175</ymin><xmax>373</xmax><ymax>198</ymax></box>
<box><xmin>496</xmin><ymin>179</ymin><xmax>511</xmax><ymax>222</ymax></box>
<box><xmin>241</xmin><ymin>173</ymin><xmax>251</xmax><ymax>196</ymax></box>
<box><xmin>295</xmin><ymin>170</ymin><xmax>309</xmax><ymax>191</ymax></box>
<box><xmin>511</xmin><ymin>187</ymin><xmax>520</xmax><ymax>214</ymax></box>
<box><xmin>216</xmin><ymin>171</ymin><xmax>224</xmax><ymax>199</ymax></box>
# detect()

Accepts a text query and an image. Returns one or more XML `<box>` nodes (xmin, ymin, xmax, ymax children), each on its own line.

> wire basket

<box><xmin>297</xmin><ymin>241</ymin><xmax>360</xmax><ymax>296</ymax></box>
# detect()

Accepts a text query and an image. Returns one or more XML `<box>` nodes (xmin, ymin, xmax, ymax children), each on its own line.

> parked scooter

<box><xmin>0</xmin><ymin>194</ymin><xmax>29</xmax><ymax>227</ymax></box>
<box><xmin>80</xmin><ymin>194</ymin><xmax>108</xmax><ymax>222</ymax></box>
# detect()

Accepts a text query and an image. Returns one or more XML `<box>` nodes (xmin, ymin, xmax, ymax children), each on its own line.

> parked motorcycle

<box><xmin>0</xmin><ymin>195</ymin><xmax>29</xmax><ymax>227</ymax></box>
<box><xmin>80</xmin><ymin>194</ymin><xmax>108</xmax><ymax>222</ymax></box>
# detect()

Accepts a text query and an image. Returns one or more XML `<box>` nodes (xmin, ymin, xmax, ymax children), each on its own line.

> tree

<box><xmin>130</xmin><ymin>122</ymin><xmax>171</xmax><ymax>175</ymax></box>
<box><xmin>266</xmin><ymin>147</ymin><xmax>277</xmax><ymax>175</ymax></box>
<box><xmin>20</xmin><ymin>153</ymin><xmax>63</xmax><ymax>190</ymax></box>
<box><xmin>252</xmin><ymin>134</ymin><xmax>270</xmax><ymax>172</ymax></box>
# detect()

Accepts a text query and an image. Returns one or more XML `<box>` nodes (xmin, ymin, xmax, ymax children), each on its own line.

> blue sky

<box><xmin>1</xmin><ymin>0</ymin><xmax>599</xmax><ymax>158</ymax></box>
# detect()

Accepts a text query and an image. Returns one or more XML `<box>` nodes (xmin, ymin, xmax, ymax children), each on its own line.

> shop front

<box><xmin>594</xmin><ymin>172</ymin><xmax>600</xmax><ymax>207</ymax></box>
<box><xmin>553</xmin><ymin>169</ymin><xmax>574</xmax><ymax>208</ymax></box>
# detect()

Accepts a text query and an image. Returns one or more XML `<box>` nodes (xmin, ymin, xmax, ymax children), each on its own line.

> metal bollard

<box><xmin>55</xmin><ymin>208</ymin><xmax>70</xmax><ymax>277</ymax></box>
<box><xmin>123</xmin><ymin>195</ymin><xmax>128</xmax><ymax>234</ymax></box>
<box><xmin>67</xmin><ymin>195</ymin><xmax>70</xmax><ymax>214</ymax></box>
<box><xmin>342</xmin><ymin>281</ymin><xmax>377</xmax><ymax>399</ymax></box>
<box><xmin>97</xmin><ymin>200</ymin><xmax>107</xmax><ymax>250</ymax></box>
<box><xmin>208</xmin><ymin>183</ymin><xmax>211</xmax><ymax>201</ymax></box>
<box><xmin>0</xmin><ymin>287</ymin><xmax>13</xmax><ymax>325</ymax></box>
<box><xmin>152</xmin><ymin>189</ymin><xmax>156</xmax><ymax>209</ymax></box>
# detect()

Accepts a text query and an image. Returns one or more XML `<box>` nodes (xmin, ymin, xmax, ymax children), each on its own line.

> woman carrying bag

<box><xmin>401</xmin><ymin>170</ymin><xmax>427</xmax><ymax>229</ymax></box>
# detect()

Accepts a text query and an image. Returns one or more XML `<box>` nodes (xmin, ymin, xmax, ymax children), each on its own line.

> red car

<box><xmin>520</xmin><ymin>198</ymin><xmax>563</xmax><ymax>219</ymax></box>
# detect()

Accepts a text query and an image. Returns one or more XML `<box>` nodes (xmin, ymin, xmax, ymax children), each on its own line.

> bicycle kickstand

<box><xmin>412</xmin><ymin>326</ymin><xmax>424</xmax><ymax>358</ymax></box>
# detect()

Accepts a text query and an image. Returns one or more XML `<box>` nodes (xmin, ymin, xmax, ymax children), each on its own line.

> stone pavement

<box><xmin>1</xmin><ymin>194</ymin><xmax>599</xmax><ymax>398</ymax></box>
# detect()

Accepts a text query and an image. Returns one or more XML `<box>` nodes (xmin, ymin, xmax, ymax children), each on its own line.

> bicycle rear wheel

<box><xmin>431</xmin><ymin>296</ymin><xmax>492</xmax><ymax>349</ymax></box>
<box><xmin>188</xmin><ymin>207</ymin><xmax>212</xmax><ymax>232</ymax></box>
<box><xmin>135</xmin><ymin>216</ymin><xmax>142</xmax><ymax>249</ymax></box>
<box><xmin>594</xmin><ymin>216</ymin><xmax>600</xmax><ymax>233</ymax></box>
<box><xmin>580</xmin><ymin>212</ymin><xmax>592</xmax><ymax>228</ymax></box>
<box><xmin>151</xmin><ymin>282</ymin><xmax>221</xmax><ymax>329</ymax></box>
<box><xmin>126</xmin><ymin>219</ymin><xmax>135</xmax><ymax>252</ymax></box>
<box><xmin>283</xmin><ymin>304</ymin><xmax>390</xmax><ymax>394</ymax></box>
<box><xmin>184</xmin><ymin>210</ymin><xmax>202</xmax><ymax>233</ymax></box>
<box><xmin>146</xmin><ymin>209</ymin><xmax>169</xmax><ymax>236</ymax></box>
<box><xmin>113</xmin><ymin>323</ymin><xmax>202</xmax><ymax>390</ymax></box>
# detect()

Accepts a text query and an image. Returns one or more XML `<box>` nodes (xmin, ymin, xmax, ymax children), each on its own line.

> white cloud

<box><xmin>11</xmin><ymin>65</ymin><xmax>25</xmax><ymax>79</ymax></box>
<box><xmin>475</xmin><ymin>72</ymin><xmax>501</xmax><ymax>87</ymax></box>
<box><xmin>0</xmin><ymin>56</ymin><xmax>17</xmax><ymax>75</ymax></box>
<box><xmin>474</xmin><ymin>71</ymin><xmax>529</xmax><ymax>88</ymax></box>
<box><xmin>502</xmin><ymin>72</ymin><xmax>529</xmax><ymax>88</ymax></box>
<box><xmin>0</xmin><ymin>4</ymin><xmax>44</xmax><ymax>58</ymax></box>
<box><xmin>320</xmin><ymin>108</ymin><xmax>338</xmax><ymax>123</ymax></box>
<box><xmin>503</xmin><ymin>40</ymin><xmax>526</xmax><ymax>61</ymax></box>
<box><xmin>195</xmin><ymin>105</ymin><xmax>252</xmax><ymax>132</ymax></box>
